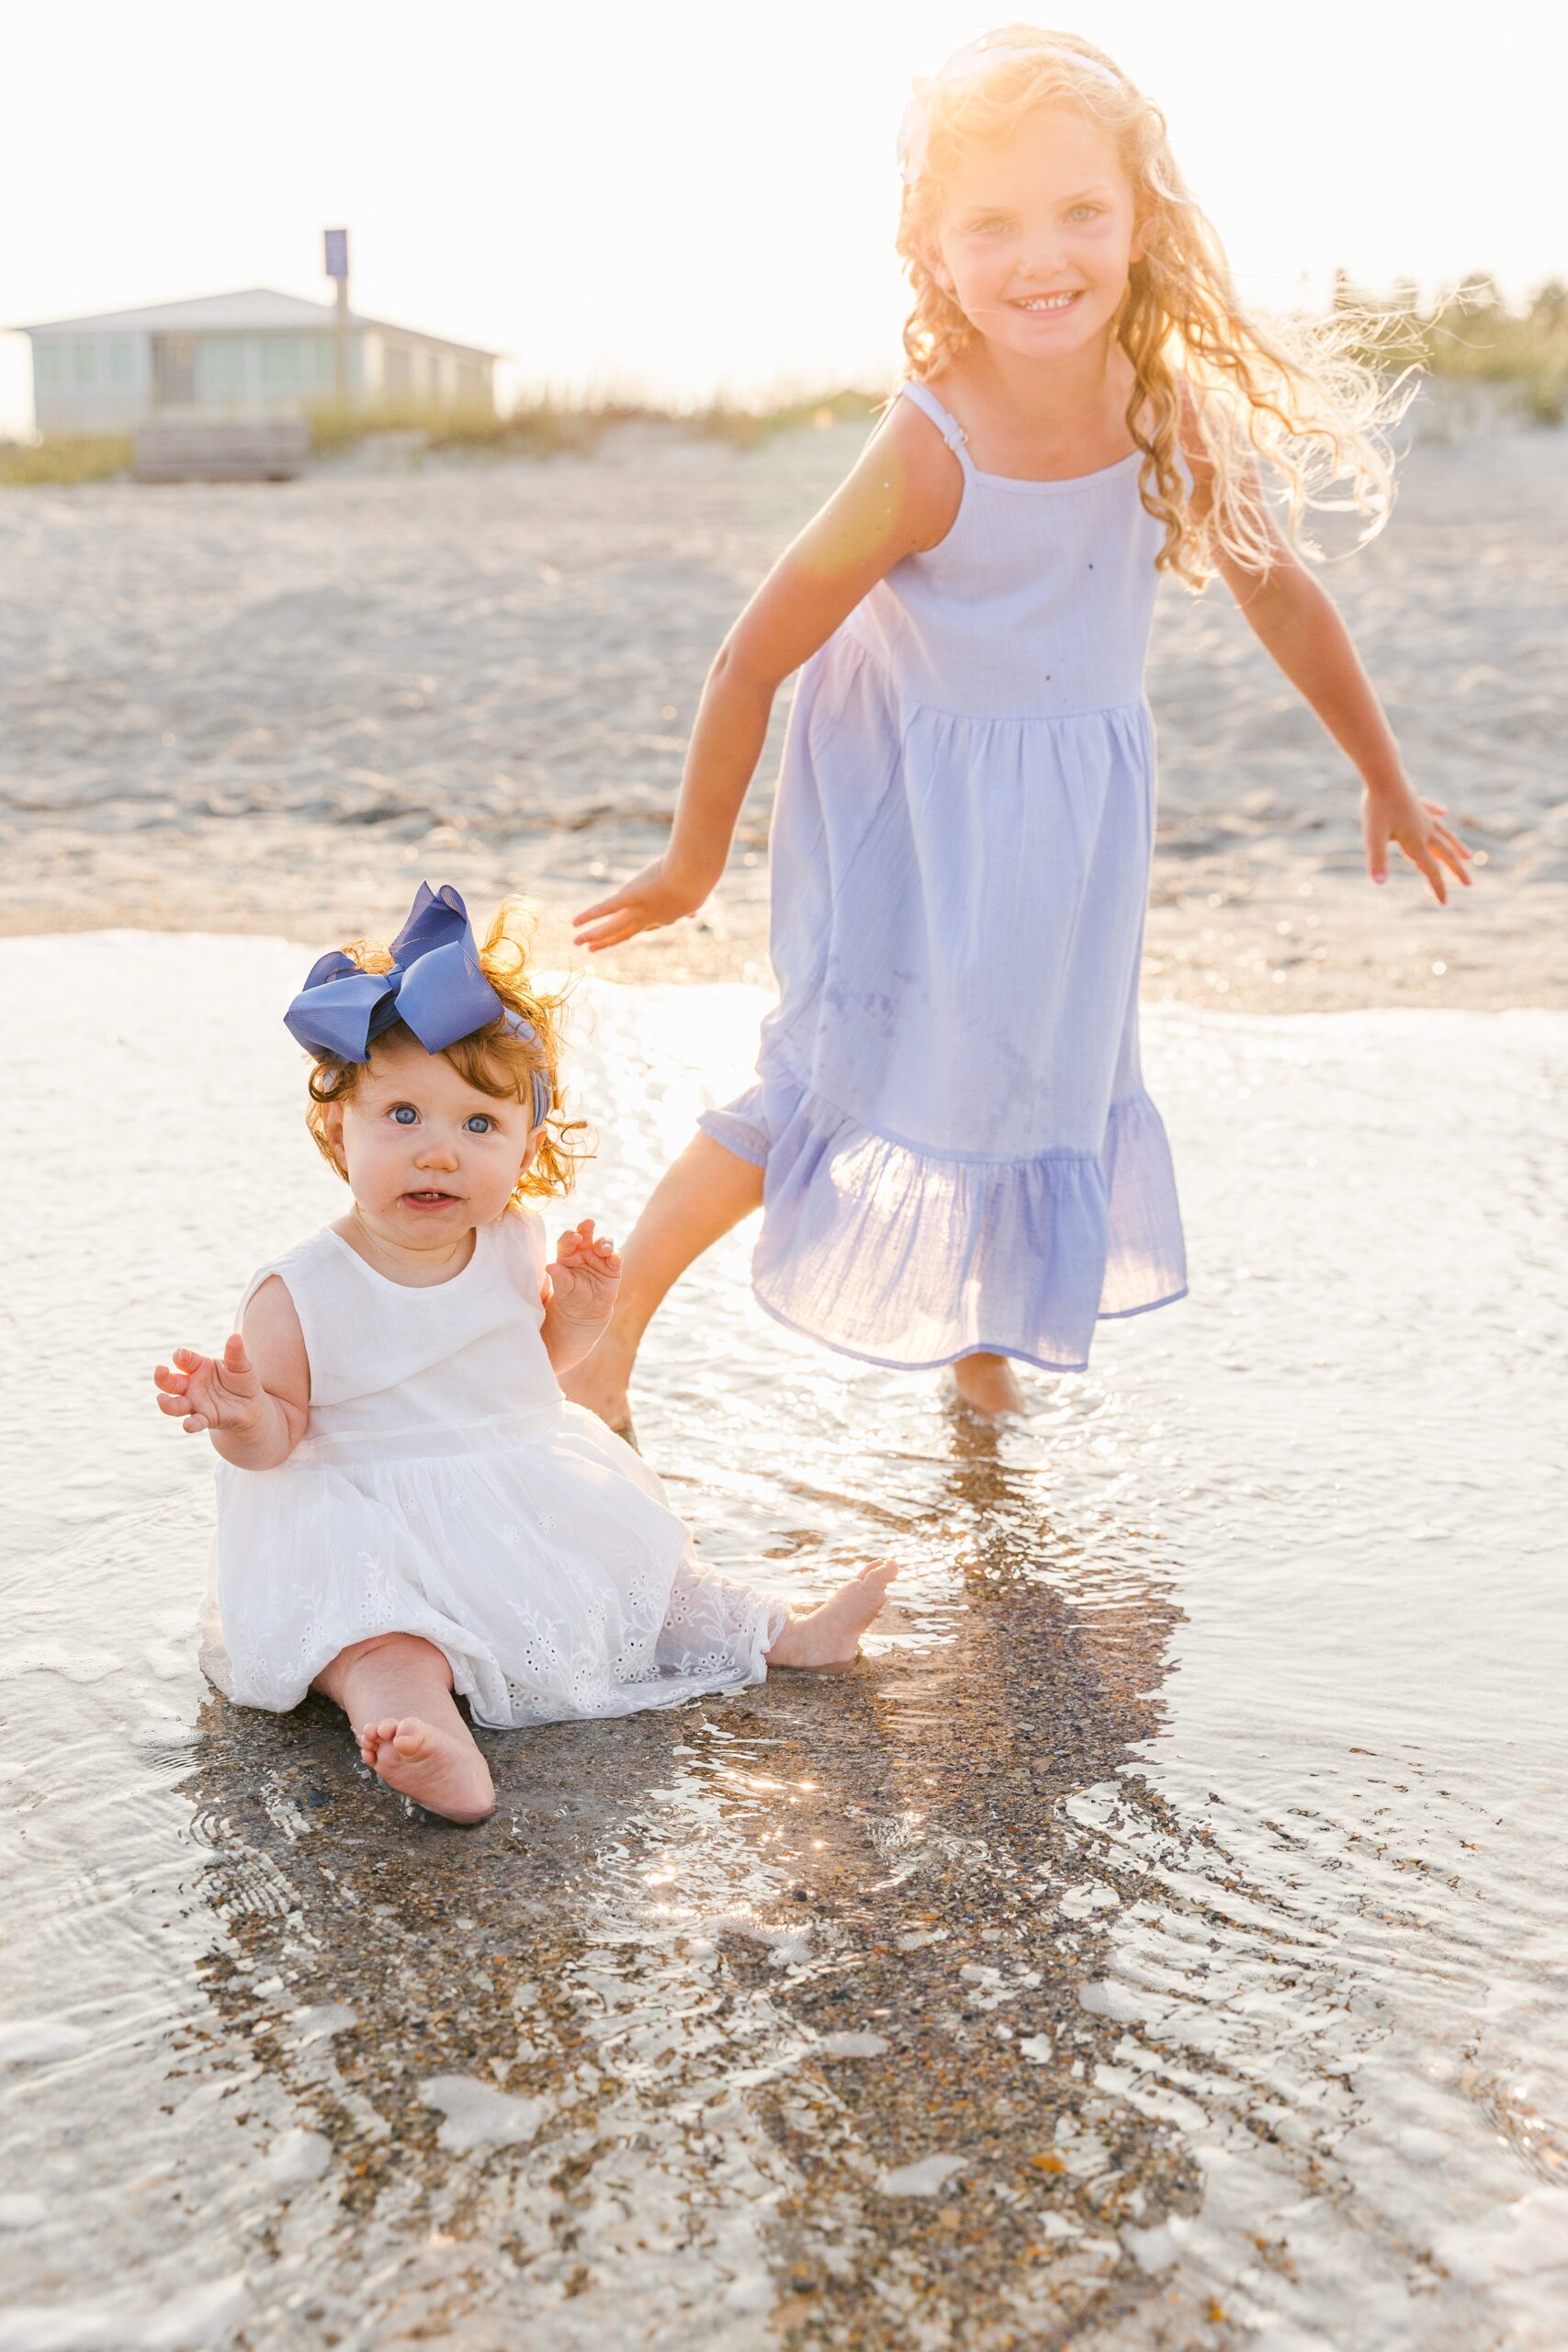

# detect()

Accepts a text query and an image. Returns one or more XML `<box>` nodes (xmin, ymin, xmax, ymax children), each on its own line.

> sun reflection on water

<box><xmin>0</xmin><ymin>941</ymin><xmax>1563</xmax><ymax>2346</ymax></box>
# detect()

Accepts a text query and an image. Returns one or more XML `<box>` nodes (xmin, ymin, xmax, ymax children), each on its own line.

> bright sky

<box><xmin>3</xmin><ymin>0</ymin><xmax>1562</xmax><ymax>434</ymax></box>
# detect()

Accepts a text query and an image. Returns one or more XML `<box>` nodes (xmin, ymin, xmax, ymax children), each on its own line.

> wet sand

<box><xmin>3</xmin><ymin>938</ymin><xmax>1565</xmax><ymax>2347</ymax></box>
<box><xmin>1</xmin><ymin>413</ymin><xmax>1564</xmax><ymax>1012</ymax></box>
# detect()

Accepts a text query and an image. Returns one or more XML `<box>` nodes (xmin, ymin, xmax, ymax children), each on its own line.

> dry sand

<box><xmin>2</xmin><ymin>410</ymin><xmax>1562</xmax><ymax>1009</ymax></box>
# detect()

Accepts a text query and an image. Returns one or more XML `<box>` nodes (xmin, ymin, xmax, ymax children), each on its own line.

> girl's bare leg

<box><xmin>313</xmin><ymin>1634</ymin><xmax>494</xmax><ymax>1824</ymax></box>
<box><xmin>561</xmin><ymin>1132</ymin><xmax>763</xmax><ymax>1430</ymax></box>
<box><xmin>951</xmin><ymin>1351</ymin><xmax>1027</xmax><ymax>1416</ymax></box>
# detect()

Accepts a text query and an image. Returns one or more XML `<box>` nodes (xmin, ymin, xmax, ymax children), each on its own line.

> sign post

<box><xmin>324</xmin><ymin>229</ymin><xmax>350</xmax><ymax>404</ymax></box>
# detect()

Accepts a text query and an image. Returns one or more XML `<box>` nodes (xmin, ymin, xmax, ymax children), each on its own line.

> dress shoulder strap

<box><xmin>897</xmin><ymin>379</ymin><xmax>976</xmax><ymax>472</ymax></box>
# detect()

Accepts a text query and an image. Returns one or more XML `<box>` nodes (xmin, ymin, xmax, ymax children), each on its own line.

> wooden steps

<box><xmin>132</xmin><ymin>415</ymin><xmax>310</xmax><ymax>482</ymax></box>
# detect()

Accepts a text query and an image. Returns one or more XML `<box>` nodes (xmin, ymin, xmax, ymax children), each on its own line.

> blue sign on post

<box><xmin>323</xmin><ymin>229</ymin><xmax>349</xmax><ymax>281</ymax></box>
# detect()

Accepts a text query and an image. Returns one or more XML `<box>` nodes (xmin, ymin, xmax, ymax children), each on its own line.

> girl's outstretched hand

<box><xmin>1362</xmin><ymin>781</ymin><xmax>1472</xmax><ymax>905</ymax></box>
<box><xmin>572</xmin><ymin>856</ymin><xmax>705</xmax><ymax>953</ymax></box>
<box><xmin>547</xmin><ymin>1219</ymin><xmax>622</xmax><ymax>1323</ymax></box>
<box><xmin>153</xmin><ymin>1337</ymin><xmax>265</xmax><ymax>1436</ymax></box>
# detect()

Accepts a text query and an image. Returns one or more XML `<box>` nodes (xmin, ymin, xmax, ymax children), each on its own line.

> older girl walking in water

<box><xmin>569</xmin><ymin>25</ymin><xmax>1469</xmax><ymax>1426</ymax></box>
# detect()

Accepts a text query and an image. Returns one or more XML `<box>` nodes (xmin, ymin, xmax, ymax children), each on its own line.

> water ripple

<box><xmin>1</xmin><ymin>938</ymin><xmax>1563</xmax><ymax>2347</ymax></box>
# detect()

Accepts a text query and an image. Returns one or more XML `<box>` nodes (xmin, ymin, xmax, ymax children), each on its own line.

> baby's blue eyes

<box><xmin>386</xmin><ymin>1105</ymin><xmax>495</xmax><ymax>1133</ymax></box>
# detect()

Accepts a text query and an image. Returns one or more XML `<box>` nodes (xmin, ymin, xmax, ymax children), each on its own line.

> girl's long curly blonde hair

<box><xmin>305</xmin><ymin>898</ymin><xmax>589</xmax><ymax>1204</ymax></box>
<box><xmin>897</xmin><ymin>27</ymin><xmax>1406</xmax><ymax>585</ymax></box>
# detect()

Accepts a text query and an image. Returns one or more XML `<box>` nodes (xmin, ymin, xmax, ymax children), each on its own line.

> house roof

<box><xmin>15</xmin><ymin>287</ymin><xmax>498</xmax><ymax>358</ymax></box>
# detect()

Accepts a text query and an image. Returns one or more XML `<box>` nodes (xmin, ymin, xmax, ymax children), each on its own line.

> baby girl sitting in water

<box><xmin>153</xmin><ymin>885</ymin><xmax>894</xmax><ymax>1824</ymax></box>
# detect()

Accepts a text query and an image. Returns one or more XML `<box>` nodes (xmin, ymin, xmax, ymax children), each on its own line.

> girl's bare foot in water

<box><xmin>357</xmin><ymin>1716</ymin><xmax>495</xmax><ymax>1825</ymax></box>
<box><xmin>951</xmin><ymin>1351</ymin><xmax>1027</xmax><ymax>1417</ymax></box>
<box><xmin>767</xmin><ymin>1563</ymin><xmax>899</xmax><ymax>1668</ymax></box>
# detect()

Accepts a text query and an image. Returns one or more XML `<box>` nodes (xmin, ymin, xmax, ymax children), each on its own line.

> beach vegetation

<box><xmin>0</xmin><ymin>395</ymin><xmax>882</xmax><ymax>485</ymax></box>
<box><xmin>306</xmin><ymin>396</ymin><xmax>612</xmax><ymax>459</ymax></box>
<box><xmin>682</xmin><ymin>388</ymin><xmax>886</xmax><ymax>448</ymax></box>
<box><xmin>0</xmin><ymin>433</ymin><xmax>131</xmax><ymax>485</ymax></box>
<box><xmin>0</xmin><ymin>394</ymin><xmax>883</xmax><ymax>485</ymax></box>
<box><xmin>1338</xmin><ymin>277</ymin><xmax>1568</xmax><ymax>426</ymax></box>
<box><xmin>3</xmin><ymin>286</ymin><xmax>1563</xmax><ymax>488</ymax></box>
<box><xmin>305</xmin><ymin>387</ymin><xmax>884</xmax><ymax>460</ymax></box>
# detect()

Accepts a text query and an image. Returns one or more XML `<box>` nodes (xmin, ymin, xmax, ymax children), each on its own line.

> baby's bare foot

<box><xmin>357</xmin><ymin>1715</ymin><xmax>494</xmax><ymax>1825</ymax></box>
<box><xmin>768</xmin><ymin>1563</ymin><xmax>898</xmax><ymax>1670</ymax></box>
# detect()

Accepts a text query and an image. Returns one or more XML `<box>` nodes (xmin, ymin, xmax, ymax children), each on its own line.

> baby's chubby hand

<box><xmin>546</xmin><ymin>1219</ymin><xmax>622</xmax><ymax>1324</ymax></box>
<box><xmin>153</xmin><ymin>1336</ymin><xmax>265</xmax><ymax>1436</ymax></box>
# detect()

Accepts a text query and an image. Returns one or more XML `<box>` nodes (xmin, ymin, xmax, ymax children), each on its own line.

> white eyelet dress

<box><xmin>700</xmin><ymin>378</ymin><xmax>1188</xmax><ymax>1372</ymax></box>
<box><xmin>198</xmin><ymin>1211</ymin><xmax>786</xmax><ymax>1727</ymax></box>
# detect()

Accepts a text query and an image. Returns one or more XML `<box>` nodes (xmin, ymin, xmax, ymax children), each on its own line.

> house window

<box><xmin>107</xmin><ymin>341</ymin><xmax>134</xmax><ymax>386</ymax></box>
<box><xmin>34</xmin><ymin>345</ymin><xmax>62</xmax><ymax>390</ymax></box>
<box><xmin>73</xmin><ymin>343</ymin><xmax>99</xmax><ymax>386</ymax></box>
<box><xmin>261</xmin><ymin>339</ymin><xmax>302</xmax><ymax>390</ymax></box>
<box><xmin>383</xmin><ymin>345</ymin><xmax>412</xmax><ymax>399</ymax></box>
<box><xmin>199</xmin><ymin>340</ymin><xmax>246</xmax><ymax>397</ymax></box>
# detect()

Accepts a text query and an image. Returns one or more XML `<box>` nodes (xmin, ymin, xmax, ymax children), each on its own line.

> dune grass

<box><xmin>0</xmin><ymin>394</ymin><xmax>885</xmax><ymax>485</ymax></box>
<box><xmin>1342</xmin><ymin>277</ymin><xmax>1568</xmax><ymax>425</ymax></box>
<box><xmin>306</xmin><ymin>385</ymin><xmax>885</xmax><ymax>459</ymax></box>
<box><xmin>306</xmin><ymin>397</ymin><xmax>612</xmax><ymax>458</ymax></box>
<box><xmin>4</xmin><ymin>287</ymin><xmax>1563</xmax><ymax>486</ymax></box>
<box><xmin>682</xmin><ymin>388</ymin><xmax>887</xmax><ymax>448</ymax></box>
<box><xmin>0</xmin><ymin>395</ymin><xmax>885</xmax><ymax>485</ymax></box>
<box><xmin>0</xmin><ymin>434</ymin><xmax>132</xmax><ymax>485</ymax></box>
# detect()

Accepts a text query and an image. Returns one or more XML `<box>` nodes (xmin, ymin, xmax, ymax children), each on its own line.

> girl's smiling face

<box><xmin>324</xmin><ymin>1029</ymin><xmax>537</xmax><ymax>1246</ymax></box>
<box><xmin>934</xmin><ymin>107</ymin><xmax>1142</xmax><ymax>362</ymax></box>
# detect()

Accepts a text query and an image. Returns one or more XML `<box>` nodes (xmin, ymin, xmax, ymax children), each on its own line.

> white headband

<box><xmin>896</xmin><ymin>35</ymin><xmax>1129</xmax><ymax>187</ymax></box>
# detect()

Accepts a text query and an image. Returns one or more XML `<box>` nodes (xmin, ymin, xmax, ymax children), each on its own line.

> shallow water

<box><xmin>3</xmin><ymin>934</ymin><xmax>1565</xmax><ymax>2350</ymax></box>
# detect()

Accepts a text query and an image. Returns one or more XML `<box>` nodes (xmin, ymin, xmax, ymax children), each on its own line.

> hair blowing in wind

<box><xmin>896</xmin><ymin>26</ymin><xmax>1407</xmax><ymax>586</ymax></box>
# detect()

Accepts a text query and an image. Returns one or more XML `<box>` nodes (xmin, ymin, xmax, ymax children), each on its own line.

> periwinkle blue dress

<box><xmin>701</xmin><ymin>379</ymin><xmax>1187</xmax><ymax>1372</ymax></box>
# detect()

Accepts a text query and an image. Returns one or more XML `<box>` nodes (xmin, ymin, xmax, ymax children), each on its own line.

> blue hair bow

<box><xmin>285</xmin><ymin>882</ymin><xmax>552</xmax><ymax>1126</ymax></box>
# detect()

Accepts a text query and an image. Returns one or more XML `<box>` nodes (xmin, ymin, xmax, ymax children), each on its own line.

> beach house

<box><xmin>19</xmin><ymin>288</ymin><xmax>498</xmax><ymax>433</ymax></box>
